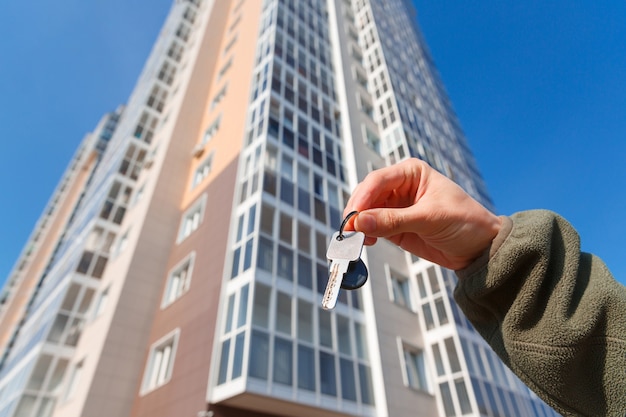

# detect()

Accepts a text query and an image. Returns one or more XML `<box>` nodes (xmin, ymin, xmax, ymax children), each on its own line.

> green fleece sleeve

<box><xmin>454</xmin><ymin>210</ymin><xmax>626</xmax><ymax>417</ymax></box>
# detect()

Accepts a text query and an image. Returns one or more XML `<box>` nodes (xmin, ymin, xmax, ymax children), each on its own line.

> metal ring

<box><xmin>338</xmin><ymin>211</ymin><xmax>359</xmax><ymax>240</ymax></box>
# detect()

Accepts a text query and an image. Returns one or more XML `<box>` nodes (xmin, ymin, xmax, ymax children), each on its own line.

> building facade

<box><xmin>0</xmin><ymin>0</ymin><xmax>559</xmax><ymax>416</ymax></box>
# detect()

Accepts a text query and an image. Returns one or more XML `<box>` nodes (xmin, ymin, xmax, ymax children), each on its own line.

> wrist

<box><xmin>457</xmin><ymin>216</ymin><xmax>512</xmax><ymax>276</ymax></box>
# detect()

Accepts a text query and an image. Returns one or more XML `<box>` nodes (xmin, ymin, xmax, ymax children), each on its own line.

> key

<box><xmin>322</xmin><ymin>230</ymin><xmax>365</xmax><ymax>310</ymax></box>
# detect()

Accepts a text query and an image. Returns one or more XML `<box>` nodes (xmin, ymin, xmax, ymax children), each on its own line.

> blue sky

<box><xmin>1</xmin><ymin>1</ymin><xmax>624</xmax><ymax>288</ymax></box>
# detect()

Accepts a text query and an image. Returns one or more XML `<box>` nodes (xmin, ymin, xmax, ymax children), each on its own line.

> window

<box><xmin>93</xmin><ymin>287</ymin><xmax>109</xmax><ymax>318</ymax></box>
<box><xmin>178</xmin><ymin>194</ymin><xmax>206</xmax><ymax>242</ymax></box>
<box><xmin>132</xmin><ymin>183</ymin><xmax>146</xmax><ymax>206</ymax></box>
<box><xmin>224</xmin><ymin>34</ymin><xmax>238</xmax><ymax>55</ymax></box>
<box><xmin>228</xmin><ymin>14</ymin><xmax>242</xmax><ymax>33</ymax></box>
<box><xmin>364</xmin><ymin>127</ymin><xmax>381</xmax><ymax>153</ymax></box>
<box><xmin>183</xmin><ymin>6</ymin><xmax>197</xmax><ymax>23</ymax></box>
<box><xmin>218</xmin><ymin>57</ymin><xmax>233</xmax><ymax>80</ymax></box>
<box><xmin>175</xmin><ymin>23</ymin><xmax>191</xmax><ymax>42</ymax></box>
<box><xmin>134</xmin><ymin>111</ymin><xmax>159</xmax><ymax>144</ymax></box>
<box><xmin>402</xmin><ymin>344</ymin><xmax>429</xmax><ymax>392</ymax></box>
<box><xmin>119</xmin><ymin>144</ymin><xmax>147</xmax><ymax>181</ymax></box>
<box><xmin>142</xmin><ymin>329</ymin><xmax>179</xmax><ymax>393</ymax></box>
<box><xmin>389</xmin><ymin>268</ymin><xmax>413</xmax><ymax>310</ymax></box>
<box><xmin>157</xmin><ymin>61</ymin><xmax>177</xmax><ymax>86</ymax></box>
<box><xmin>162</xmin><ymin>253</ymin><xmax>194</xmax><ymax>307</ymax></box>
<box><xmin>146</xmin><ymin>85</ymin><xmax>167</xmax><ymax>113</ymax></box>
<box><xmin>202</xmin><ymin>115</ymin><xmax>222</xmax><ymax>145</ymax></box>
<box><xmin>64</xmin><ymin>360</ymin><xmax>84</xmax><ymax>401</ymax></box>
<box><xmin>100</xmin><ymin>181</ymin><xmax>132</xmax><ymax>224</ymax></box>
<box><xmin>210</xmin><ymin>84</ymin><xmax>227</xmax><ymax>110</ymax></box>
<box><xmin>167</xmin><ymin>42</ymin><xmax>184</xmax><ymax>62</ymax></box>
<box><xmin>192</xmin><ymin>152</ymin><xmax>214</xmax><ymax>188</ymax></box>
<box><xmin>112</xmin><ymin>229</ymin><xmax>129</xmax><ymax>258</ymax></box>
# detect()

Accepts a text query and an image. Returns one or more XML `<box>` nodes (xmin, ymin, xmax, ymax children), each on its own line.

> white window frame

<box><xmin>398</xmin><ymin>340</ymin><xmax>430</xmax><ymax>393</ymax></box>
<box><xmin>192</xmin><ymin>152</ymin><xmax>215</xmax><ymax>188</ymax></box>
<box><xmin>210</xmin><ymin>84</ymin><xmax>228</xmax><ymax>110</ymax></box>
<box><xmin>63</xmin><ymin>359</ymin><xmax>84</xmax><ymax>401</ymax></box>
<box><xmin>113</xmin><ymin>227</ymin><xmax>131</xmax><ymax>258</ymax></box>
<box><xmin>92</xmin><ymin>286</ymin><xmax>110</xmax><ymax>319</ymax></box>
<box><xmin>177</xmin><ymin>194</ymin><xmax>207</xmax><ymax>242</ymax></box>
<box><xmin>141</xmin><ymin>328</ymin><xmax>180</xmax><ymax>395</ymax></box>
<box><xmin>162</xmin><ymin>252</ymin><xmax>195</xmax><ymax>308</ymax></box>
<box><xmin>387</xmin><ymin>265</ymin><xmax>415</xmax><ymax>311</ymax></box>
<box><xmin>202</xmin><ymin>115</ymin><xmax>222</xmax><ymax>145</ymax></box>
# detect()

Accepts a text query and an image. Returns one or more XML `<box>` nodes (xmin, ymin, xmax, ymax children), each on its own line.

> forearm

<box><xmin>454</xmin><ymin>210</ymin><xmax>626</xmax><ymax>416</ymax></box>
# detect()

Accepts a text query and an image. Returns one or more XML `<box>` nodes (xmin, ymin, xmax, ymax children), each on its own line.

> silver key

<box><xmin>322</xmin><ymin>230</ymin><xmax>365</xmax><ymax>310</ymax></box>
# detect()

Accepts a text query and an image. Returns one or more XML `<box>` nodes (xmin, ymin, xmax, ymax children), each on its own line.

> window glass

<box><xmin>404</xmin><ymin>348</ymin><xmax>429</xmax><ymax>391</ymax></box>
<box><xmin>427</xmin><ymin>266</ymin><xmax>440</xmax><ymax>294</ymax></box>
<box><xmin>336</xmin><ymin>315</ymin><xmax>351</xmax><ymax>355</ymax></box>
<box><xmin>319</xmin><ymin>351</ymin><xmax>336</xmax><ymax>396</ymax></box>
<box><xmin>439</xmin><ymin>382</ymin><xmax>456</xmax><ymax>417</ymax></box>
<box><xmin>64</xmin><ymin>361</ymin><xmax>84</xmax><ymax>400</ymax></box>
<box><xmin>163</xmin><ymin>255</ymin><xmax>193</xmax><ymax>307</ymax></box>
<box><xmin>297</xmin><ymin>222</ymin><xmax>310</xmax><ymax>251</ymax></box>
<box><xmin>340</xmin><ymin>358</ymin><xmax>357</xmax><ymax>401</ymax></box>
<box><xmin>276</xmin><ymin>292</ymin><xmax>292</xmax><ymax>335</ymax></box>
<box><xmin>390</xmin><ymin>270</ymin><xmax>413</xmax><ymax>309</ymax></box>
<box><xmin>358</xmin><ymin>364</ymin><xmax>375</xmax><ymax>405</ymax></box>
<box><xmin>444</xmin><ymin>337</ymin><xmax>461</xmax><ymax>373</ymax></box>
<box><xmin>273</xmin><ymin>337</ymin><xmax>293</xmax><ymax>385</ymax></box>
<box><xmin>249</xmin><ymin>331</ymin><xmax>269</xmax><ymax>379</ymax></box>
<box><xmin>143</xmin><ymin>332</ymin><xmax>178</xmax><ymax>392</ymax></box>
<box><xmin>297</xmin><ymin>255</ymin><xmax>312</xmax><ymax>289</ymax></box>
<box><xmin>354</xmin><ymin>322</ymin><xmax>368</xmax><ymax>360</ymax></box>
<box><xmin>279</xmin><ymin>213</ymin><xmax>292</xmax><ymax>243</ymax></box>
<box><xmin>224</xmin><ymin>294</ymin><xmax>235</xmax><ymax>333</ymax></box>
<box><xmin>434</xmin><ymin>297</ymin><xmax>448</xmax><ymax>325</ymax></box>
<box><xmin>252</xmin><ymin>284</ymin><xmax>271</xmax><ymax>328</ymax></box>
<box><xmin>257</xmin><ymin>236</ymin><xmax>274</xmax><ymax>272</ymax></box>
<box><xmin>422</xmin><ymin>302</ymin><xmax>434</xmax><ymax>330</ymax></box>
<box><xmin>231</xmin><ymin>332</ymin><xmax>245</xmax><ymax>379</ymax></box>
<box><xmin>297</xmin><ymin>344</ymin><xmax>315</xmax><ymax>391</ymax></box>
<box><xmin>319</xmin><ymin>308</ymin><xmax>332</xmax><ymax>347</ymax></box>
<box><xmin>218</xmin><ymin>339</ymin><xmax>231</xmax><ymax>384</ymax></box>
<box><xmin>236</xmin><ymin>284</ymin><xmax>249</xmax><ymax>328</ymax></box>
<box><xmin>277</xmin><ymin>245</ymin><xmax>293</xmax><ymax>280</ymax></box>
<box><xmin>297</xmin><ymin>300</ymin><xmax>313</xmax><ymax>342</ymax></box>
<box><xmin>27</xmin><ymin>355</ymin><xmax>52</xmax><ymax>391</ymax></box>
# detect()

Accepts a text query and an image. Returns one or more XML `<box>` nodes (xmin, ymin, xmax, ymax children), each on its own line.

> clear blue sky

<box><xmin>1</xmin><ymin>1</ymin><xmax>624</xmax><ymax>288</ymax></box>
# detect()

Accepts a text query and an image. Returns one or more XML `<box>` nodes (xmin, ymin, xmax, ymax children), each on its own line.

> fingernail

<box><xmin>356</xmin><ymin>212</ymin><xmax>376</xmax><ymax>233</ymax></box>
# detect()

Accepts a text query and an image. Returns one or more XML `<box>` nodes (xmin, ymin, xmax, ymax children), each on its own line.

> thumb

<box><xmin>354</xmin><ymin>208</ymin><xmax>419</xmax><ymax>238</ymax></box>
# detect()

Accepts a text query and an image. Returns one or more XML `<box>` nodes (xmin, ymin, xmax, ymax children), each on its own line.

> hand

<box><xmin>344</xmin><ymin>158</ymin><xmax>502</xmax><ymax>270</ymax></box>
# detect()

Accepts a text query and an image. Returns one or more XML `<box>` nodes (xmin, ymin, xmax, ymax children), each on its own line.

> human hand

<box><xmin>344</xmin><ymin>158</ymin><xmax>502</xmax><ymax>271</ymax></box>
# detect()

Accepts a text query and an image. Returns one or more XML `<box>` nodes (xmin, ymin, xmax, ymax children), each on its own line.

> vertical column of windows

<box><xmin>138</xmin><ymin>0</ymin><xmax>202</xmax><ymax>148</ymax></box>
<box><xmin>215</xmin><ymin>0</ymin><xmax>374</xmax><ymax>410</ymax></box>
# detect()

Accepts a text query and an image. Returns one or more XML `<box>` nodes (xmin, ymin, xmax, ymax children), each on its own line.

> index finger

<box><xmin>344</xmin><ymin>159</ymin><xmax>424</xmax><ymax>216</ymax></box>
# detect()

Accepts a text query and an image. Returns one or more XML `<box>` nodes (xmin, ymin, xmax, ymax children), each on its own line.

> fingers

<box><xmin>354</xmin><ymin>206</ymin><xmax>425</xmax><ymax>238</ymax></box>
<box><xmin>344</xmin><ymin>159</ymin><xmax>426</xmax><ymax>216</ymax></box>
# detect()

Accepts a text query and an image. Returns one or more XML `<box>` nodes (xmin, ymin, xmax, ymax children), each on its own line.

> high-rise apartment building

<box><xmin>0</xmin><ymin>0</ymin><xmax>559</xmax><ymax>416</ymax></box>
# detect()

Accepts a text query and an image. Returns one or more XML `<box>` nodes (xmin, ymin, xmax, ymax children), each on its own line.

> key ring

<box><xmin>338</xmin><ymin>211</ymin><xmax>359</xmax><ymax>240</ymax></box>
